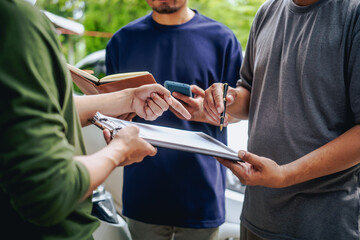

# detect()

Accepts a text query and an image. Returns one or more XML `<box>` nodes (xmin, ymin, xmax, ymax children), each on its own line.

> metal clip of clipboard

<box><xmin>89</xmin><ymin>112</ymin><xmax>123</xmax><ymax>139</ymax></box>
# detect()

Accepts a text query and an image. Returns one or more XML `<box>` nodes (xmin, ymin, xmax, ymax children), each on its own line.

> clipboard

<box><xmin>89</xmin><ymin>112</ymin><xmax>243</xmax><ymax>162</ymax></box>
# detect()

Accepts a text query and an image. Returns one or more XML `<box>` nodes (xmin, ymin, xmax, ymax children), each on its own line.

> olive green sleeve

<box><xmin>0</xmin><ymin>1</ymin><xmax>90</xmax><ymax>226</ymax></box>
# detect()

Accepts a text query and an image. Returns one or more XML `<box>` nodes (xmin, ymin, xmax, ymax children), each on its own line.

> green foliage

<box><xmin>36</xmin><ymin>0</ymin><xmax>266</xmax><ymax>62</ymax></box>
<box><xmin>81</xmin><ymin>0</ymin><xmax>151</xmax><ymax>54</ymax></box>
<box><xmin>190</xmin><ymin>0</ymin><xmax>265</xmax><ymax>48</ymax></box>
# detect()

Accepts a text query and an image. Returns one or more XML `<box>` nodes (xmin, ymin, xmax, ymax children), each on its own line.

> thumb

<box><xmin>103</xmin><ymin>129</ymin><xmax>112</xmax><ymax>145</ymax></box>
<box><xmin>190</xmin><ymin>85</ymin><xmax>205</xmax><ymax>97</ymax></box>
<box><xmin>225</xmin><ymin>88</ymin><xmax>237</xmax><ymax>106</ymax></box>
<box><xmin>239</xmin><ymin>150</ymin><xmax>262</xmax><ymax>168</ymax></box>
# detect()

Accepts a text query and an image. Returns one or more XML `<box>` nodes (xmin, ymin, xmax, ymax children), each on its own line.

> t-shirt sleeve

<box><xmin>0</xmin><ymin>5</ymin><xmax>90</xmax><ymax>226</ymax></box>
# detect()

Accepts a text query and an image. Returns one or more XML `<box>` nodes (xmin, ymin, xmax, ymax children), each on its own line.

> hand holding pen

<box><xmin>203</xmin><ymin>82</ymin><xmax>237</xmax><ymax>128</ymax></box>
<box><xmin>220</xmin><ymin>83</ymin><xmax>229</xmax><ymax>131</ymax></box>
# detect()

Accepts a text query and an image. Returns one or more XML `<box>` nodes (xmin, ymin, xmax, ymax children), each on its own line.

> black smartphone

<box><xmin>164</xmin><ymin>80</ymin><xmax>193</xmax><ymax>98</ymax></box>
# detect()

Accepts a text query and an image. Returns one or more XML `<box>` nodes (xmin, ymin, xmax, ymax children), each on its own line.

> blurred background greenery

<box><xmin>36</xmin><ymin>0</ymin><xmax>266</xmax><ymax>65</ymax></box>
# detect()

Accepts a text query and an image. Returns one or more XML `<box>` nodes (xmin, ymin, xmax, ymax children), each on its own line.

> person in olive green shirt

<box><xmin>0</xmin><ymin>0</ymin><xmax>190</xmax><ymax>239</ymax></box>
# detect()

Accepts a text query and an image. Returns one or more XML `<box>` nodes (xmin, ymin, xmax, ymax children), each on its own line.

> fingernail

<box><xmin>239</xmin><ymin>150</ymin><xmax>245</xmax><ymax>158</ymax></box>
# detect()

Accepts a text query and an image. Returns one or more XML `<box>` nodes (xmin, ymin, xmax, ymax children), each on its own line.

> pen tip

<box><xmin>220</xmin><ymin>125</ymin><xmax>223</xmax><ymax>132</ymax></box>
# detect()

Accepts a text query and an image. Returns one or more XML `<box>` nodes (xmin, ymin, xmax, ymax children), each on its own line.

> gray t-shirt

<box><xmin>239</xmin><ymin>0</ymin><xmax>360</xmax><ymax>239</ymax></box>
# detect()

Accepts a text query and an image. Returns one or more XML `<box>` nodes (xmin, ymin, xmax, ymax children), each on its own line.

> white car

<box><xmin>76</xmin><ymin>50</ymin><xmax>247</xmax><ymax>240</ymax></box>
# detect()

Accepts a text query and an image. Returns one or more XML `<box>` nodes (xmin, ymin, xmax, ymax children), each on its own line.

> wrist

<box><xmin>111</xmin><ymin>89</ymin><xmax>134</xmax><ymax>114</ymax></box>
<box><xmin>102</xmin><ymin>142</ymin><xmax>127</xmax><ymax>167</ymax></box>
<box><xmin>276</xmin><ymin>165</ymin><xmax>288</xmax><ymax>188</ymax></box>
<box><xmin>126</xmin><ymin>88</ymin><xmax>137</xmax><ymax>113</ymax></box>
<box><xmin>279</xmin><ymin>163</ymin><xmax>298</xmax><ymax>188</ymax></box>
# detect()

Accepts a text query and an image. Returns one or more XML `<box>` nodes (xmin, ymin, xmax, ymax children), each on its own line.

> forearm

<box><xmin>226</xmin><ymin>86</ymin><xmax>250</xmax><ymax>122</ymax></box>
<box><xmin>74</xmin><ymin>90</ymin><xmax>133</xmax><ymax>127</ymax></box>
<box><xmin>282</xmin><ymin>124</ymin><xmax>360</xmax><ymax>187</ymax></box>
<box><xmin>75</xmin><ymin>145</ymin><xmax>126</xmax><ymax>200</ymax></box>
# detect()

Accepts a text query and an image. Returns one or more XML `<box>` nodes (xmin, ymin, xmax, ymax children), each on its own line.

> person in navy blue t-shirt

<box><xmin>106</xmin><ymin>0</ymin><xmax>243</xmax><ymax>239</ymax></box>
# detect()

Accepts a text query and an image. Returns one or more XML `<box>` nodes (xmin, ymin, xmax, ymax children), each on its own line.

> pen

<box><xmin>220</xmin><ymin>83</ymin><xmax>228</xmax><ymax>132</ymax></box>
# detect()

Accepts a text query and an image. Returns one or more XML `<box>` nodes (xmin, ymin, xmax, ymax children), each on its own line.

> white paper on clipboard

<box><xmin>90</xmin><ymin>112</ymin><xmax>243</xmax><ymax>162</ymax></box>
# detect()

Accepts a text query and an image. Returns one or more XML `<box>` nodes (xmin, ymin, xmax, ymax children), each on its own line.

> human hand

<box><xmin>131</xmin><ymin>84</ymin><xmax>191</xmax><ymax>121</ymax></box>
<box><xmin>203</xmin><ymin>83</ymin><xmax>237</xmax><ymax>126</ymax></box>
<box><xmin>216</xmin><ymin>151</ymin><xmax>286</xmax><ymax>188</ymax></box>
<box><xmin>103</xmin><ymin>129</ymin><xmax>112</xmax><ymax>145</ymax></box>
<box><xmin>107</xmin><ymin>125</ymin><xmax>157</xmax><ymax>166</ymax></box>
<box><xmin>171</xmin><ymin>85</ymin><xmax>221</xmax><ymax>125</ymax></box>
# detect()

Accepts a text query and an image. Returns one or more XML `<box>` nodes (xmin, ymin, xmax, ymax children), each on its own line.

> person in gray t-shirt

<box><xmin>203</xmin><ymin>0</ymin><xmax>360</xmax><ymax>239</ymax></box>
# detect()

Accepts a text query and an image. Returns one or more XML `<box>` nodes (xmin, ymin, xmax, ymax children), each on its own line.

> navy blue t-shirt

<box><xmin>106</xmin><ymin>10</ymin><xmax>242</xmax><ymax>228</ymax></box>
